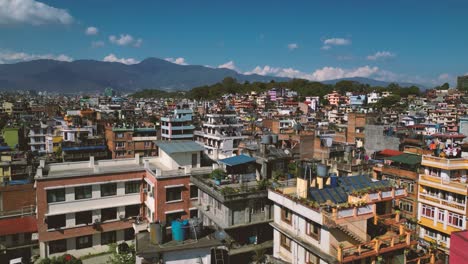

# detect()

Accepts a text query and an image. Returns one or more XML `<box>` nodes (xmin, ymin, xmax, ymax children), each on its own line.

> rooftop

<box><xmin>155</xmin><ymin>140</ymin><xmax>204</xmax><ymax>154</ymax></box>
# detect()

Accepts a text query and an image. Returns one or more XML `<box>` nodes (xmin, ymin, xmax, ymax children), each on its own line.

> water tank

<box><xmin>261</xmin><ymin>135</ymin><xmax>272</xmax><ymax>144</ymax></box>
<box><xmin>316</xmin><ymin>163</ymin><xmax>329</xmax><ymax>177</ymax></box>
<box><xmin>330</xmin><ymin>175</ymin><xmax>338</xmax><ymax>188</ymax></box>
<box><xmin>271</xmin><ymin>134</ymin><xmax>278</xmax><ymax>144</ymax></box>
<box><xmin>171</xmin><ymin>220</ymin><xmax>187</xmax><ymax>242</ymax></box>
<box><xmin>150</xmin><ymin>222</ymin><xmax>164</xmax><ymax>244</ymax></box>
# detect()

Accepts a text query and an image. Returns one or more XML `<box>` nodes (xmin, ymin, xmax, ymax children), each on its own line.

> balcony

<box><xmin>348</xmin><ymin>187</ymin><xmax>407</xmax><ymax>204</ymax></box>
<box><xmin>419</xmin><ymin>174</ymin><xmax>467</xmax><ymax>194</ymax></box>
<box><xmin>421</xmin><ymin>155</ymin><xmax>468</xmax><ymax>170</ymax></box>
<box><xmin>418</xmin><ymin>193</ymin><xmax>466</xmax><ymax>213</ymax></box>
<box><xmin>381</xmin><ymin>166</ymin><xmax>418</xmax><ymax>180</ymax></box>
<box><xmin>132</xmin><ymin>136</ymin><xmax>157</xmax><ymax>141</ymax></box>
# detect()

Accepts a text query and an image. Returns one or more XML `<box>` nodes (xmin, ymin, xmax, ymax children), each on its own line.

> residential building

<box><xmin>105</xmin><ymin>123</ymin><xmax>157</xmax><ymax>159</ymax></box>
<box><xmin>194</xmin><ymin>113</ymin><xmax>247</xmax><ymax>160</ymax></box>
<box><xmin>160</xmin><ymin>108</ymin><xmax>195</xmax><ymax>141</ymax></box>
<box><xmin>457</xmin><ymin>75</ymin><xmax>468</xmax><ymax>91</ymax></box>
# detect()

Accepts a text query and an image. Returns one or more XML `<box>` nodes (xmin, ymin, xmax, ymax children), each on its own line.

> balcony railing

<box><xmin>421</xmin><ymin>155</ymin><xmax>468</xmax><ymax>170</ymax></box>
<box><xmin>382</xmin><ymin>166</ymin><xmax>418</xmax><ymax>179</ymax></box>
<box><xmin>0</xmin><ymin>205</ymin><xmax>35</xmax><ymax>219</ymax></box>
<box><xmin>419</xmin><ymin>174</ymin><xmax>467</xmax><ymax>191</ymax></box>
<box><xmin>132</xmin><ymin>136</ymin><xmax>157</xmax><ymax>141</ymax></box>
<box><xmin>419</xmin><ymin>193</ymin><xmax>466</xmax><ymax>211</ymax></box>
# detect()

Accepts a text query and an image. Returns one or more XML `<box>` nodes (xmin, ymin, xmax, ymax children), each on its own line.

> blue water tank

<box><xmin>171</xmin><ymin>220</ymin><xmax>187</xmax><ymax>242</ymax></box>
<box><xmin>316</xmin><ymin>164</ymin><xmax>328</xmax><ymax>177</ymax></box>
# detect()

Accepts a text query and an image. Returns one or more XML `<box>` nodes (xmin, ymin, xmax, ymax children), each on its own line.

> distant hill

<box><xmin>322</xmin><ymin>77</ymin><xmax>426</xmax><ymax>89</ymax></box>
<box><xmin>0</xmin><ymin>58</ymin><xmax>426</xmax><ymax>93</ymax></box>
<box><xmin>0</xmin><ymin>58</ymin><xmax>288</xmax><ymax>93</ymax></box>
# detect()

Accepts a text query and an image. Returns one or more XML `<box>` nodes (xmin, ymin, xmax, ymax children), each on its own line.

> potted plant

<box><xmin>211</xmin><ymin>169</ymin><xmax>226</xmax><ymax>185</ymax></box>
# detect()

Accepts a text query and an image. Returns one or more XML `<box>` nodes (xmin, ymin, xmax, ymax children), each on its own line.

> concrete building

<box><xmin>35</xmin><ymin>141</ymin><xmax>209</xmax><ymax>258</ymax></box>
<box><xmin>194</xmin><ymin>113</ymin><xmax>246</xmax><ymax>160</ymax></box>
<box><xmin>160</xmin><ymin>108</ymin><xmax>195</xmax><ymax>141</ymax></box>
<box><xmin>269</xmin><ymin>174</ymin><xmax>413</xmax><ymax>264</ymax></box>
<box><xmin>105</xmin><ymin>123</ymin><xmax>157</xmax><ymax>159</ymax></box>
<box><xmin>457</xmin><ymin>75</ymin><xmax>468</xmax><ymax>91</ymax></box>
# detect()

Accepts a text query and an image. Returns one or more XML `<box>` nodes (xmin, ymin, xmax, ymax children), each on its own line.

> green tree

<box><xmin>107</xmin><ymin>243</ymin><xmax>136</xmax><ymax>264</ymax></box>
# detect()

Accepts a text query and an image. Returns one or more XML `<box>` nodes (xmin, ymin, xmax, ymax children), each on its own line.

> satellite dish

<box><xmin>215</xmin><ymin>231</ymin><xmax>227</xmax><ymax>241</ymax></box>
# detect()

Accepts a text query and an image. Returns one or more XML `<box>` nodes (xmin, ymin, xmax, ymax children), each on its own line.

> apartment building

<box><xmin>105</xmin><ymin>123</ymin><xmax>157</xmax><ymax>159</ymax></box>
<box><xmin>160</xmin><ymin>108</ymin><xmax>195</xmax><ymax>141</ymax></box>
<box><xmin>417</xmin><ymin>153</ymin><xmax>468</xmax><ymax>259</ymax></box>
<box><xmin>35</xmin><ymin>141</ymin><xmax>208</xmax><ymax>258</ymax></box>
<box><xmin>268</xmin><ymin>173</ymin><xmax>413</xmax><ymax>264</ymax></box>
<box><xmin>194</xmin><ymin>113</ymin><xmax>247</xmax><ymax>160</ymax></box>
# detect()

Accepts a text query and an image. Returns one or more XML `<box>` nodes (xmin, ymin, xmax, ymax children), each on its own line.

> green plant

<box><xmin>220</xmin><ymin>186</ymin><xmax>237</xmax><ymax>195</ymax></box>
<box><xmin>107</xmin><ymin>243</ymin><xmax>136</xmax><ymax>264</ymax></box>
<box><xmin>210</xmin><ymin>169</ymin><xmax>226</xmax><ymax>181</ymax></box>
<box><xmin>38</xmin><ymin>254</ymin><xmax>82</xmax><ymax>264</ymax></box>
<box><xmin>256</xmin><ymin>179</ymin><xmax>270</xmax><ymax>190</ymax></box>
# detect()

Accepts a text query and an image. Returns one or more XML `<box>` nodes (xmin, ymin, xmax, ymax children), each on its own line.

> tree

<box><xmin>376</xmin><ymin>95</ymin><xmax>401</xmax><ymax>109</ymax></box>
<box><xmin>107</xmin><ymin>243</ymin><xmax>136</xmax><ymax>264</ymax></box>
<box><xmin>38</xmin><ymin>254</ymin><xmax>82</xmax><ymax>264</ymax></box>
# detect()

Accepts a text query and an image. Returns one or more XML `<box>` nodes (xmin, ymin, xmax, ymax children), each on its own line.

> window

<box><xmin>116</xmin><ymin>133</ymin><xmax>124</xmax><ymax>139</ymax></box>
<box><xmin>399</xmin><ymin>201</ymin><xmax>414</xmax><ymax>213</ymax></box>
<box><xmin>166</xmin><ymin>187</ymin><xmax>182</xmax><ymax>202</ymax></box>
<box><xmin>144</xmin><ymin>141</ymin><xmax>151</xmax><ymax>148</ymax></box>
<box><xmin>76</xmin><ymin>235</ymin><xmax>92</xmax><ymax>249</ymax></box>
<box><xmin>124</xmin><ymin>228</ymin><xmax>134</xmax><ymax>241</ymax></box>
<box><xmin>425</xmin><ymin>228</ymin><xmax>437</xmax><ymax>239</ymax></box>
<box><xmin>448</xmin><ymin>212</ymin><xmax>464</xmax><ymax>228</ymax></box>
<box><xmin>281</xmin><ymin>207</ymin><xmax>292</xmax><ymax>224</ymax></box>
<box><xmin>47</xmin><ymin>214</ymin><xmax>66</xmax><ymax>229</ymax></box>
<box><xmin>280</xmin><ymin>234</ymin><xmax>291</xmax><ymax>251</ymax></box>
<box><xmin>306</xmin><ymin>250</ymin><xmax>319</xmax><ymax>264</ymax></box>
<box><xmin>190</xmin><ymin>185</ymin><xmax>198</xmax><ymax>199</ymax></box>
<box><xmin>101</xmin><ymin>183</ymin><xmax>117</xmax><ymax>197</ymax></box>
<box><xmin>407</xmin><ymin>183</ymin><xmax>415</xmax><ymax>193</ymax></box>
<box><xmin>190</xmin><ymin>208</ymin><xmax>198</xmax><ymax>218</ymax></box>
<box><xmin>75</xmin><ymin>186</ymin><xmax>92</xmax><ymax>200</ymax></box>
<box><xmin>421</xmin><ymin>204</ymin><xmax>435</xmax><ymax>218</ymax></box>
<box><xmin>49</xmin><ymin>239</ymin><xmax>67</xmax><ymax>254</ymax></box>
<box><xmin>125</xmin><ymin>181</ymin><xmax>140</xmax><ymax>194</ymax></box>
<box><xmin>306</xmin><ymin>220</ymin><xmax>321</xmax><ymax>241</ymax></box>
<box><xmin>75</xmin><ymin>211</ymin><xmax>92</xmax><ymax>225</ymax></box>
<box><xmin>438</xmin><ymin>210</ymin><xmax>445</xmax><ymax>222</ymax></box>
<box><xmin>101</xmin><ymin>231</ymin><xmax>116</xmax><ymax>245</ymax></box>
<box><xmin>125</xmin><ymin>205</ymin><xmax>140</xmax><ymax>218</ymax></box>
<box><xmin>101</xmin><ymin>208</ymin><xmax>117</xmax><ymax>222</ymax></box>
<box><xmin>166</xmin><ymin>212</ymin><xmax>184</xmax><ymax>224</ymax></box>
<box><xmin>47</xmin><ymin>188</ymin><xmax>65</xmax><ymax>203</ymax></box>
<box><xmin>252</xmin><ymin>201</ymin><xmax>265</xmax><ymax>214</ymax></box>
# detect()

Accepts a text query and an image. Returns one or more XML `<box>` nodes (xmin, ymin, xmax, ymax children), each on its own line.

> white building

<box><xmin>160</xmin><ymin>108</ymin><xmax>195</xmax><ymax>141</ymax></box>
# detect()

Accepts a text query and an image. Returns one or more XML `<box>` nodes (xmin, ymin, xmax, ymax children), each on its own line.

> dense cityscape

<box><xmin>1</xmin><ymin>1</ymin><xmax>468</xmax><ymax>264</ymax></box>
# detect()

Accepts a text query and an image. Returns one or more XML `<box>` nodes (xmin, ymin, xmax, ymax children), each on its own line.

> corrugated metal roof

<box><xmin>387</xmin><ymin>153</ymin><xmax>422</xmax><ymax>165</ymax></box>
<box><xmin>156</xmin><ymin>141</ymin><xmax>204</xmax><ymax>154</ymax></box>
<box><xmin>218</xmin><ymin>154</ymin><xmax>256</xmax><ymax>166</ymax></box>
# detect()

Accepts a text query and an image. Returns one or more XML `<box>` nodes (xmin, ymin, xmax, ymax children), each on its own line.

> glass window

<box><xmin>76</xmin><ymin>211</ymin><xmax>92</xmax><ymax>225</ymax></box>
<box><xmin>280</xmin><ymin>234</ymin><xmax>291</xmax><ymax>251</ymax></box>
<box><xmin>47</xmin><ymin>188</ymin><xmax>65</xmax><ymax>203</ymax></box>
<box><xmin>166</xmin><ymin>212</ymin><xmax>184</xmax><ymax>224</ymax></box>
<box><xmin>190</xmin><ymin>209</ymin><xmax>198</xmax><ymax>218</ymax></box>
<box><xmin>448</xmin><ymin>212</ymin><xmax>463</xmax><ymax>228</ymax></box>
<box><xmin>101</xmin><ymin>208</ymin><xmax>117</xmax><ymax>222</ymax></box>
<box><xmin>75</xmin><ymin>186</ymin><xmax>92</xmax><ymax>200</ymax></box>
<box><xmin>306</xmin><ymin>220</ymin><xmax>321</xmax><ymax>241</ymax></box>
<box><xmin>101</xmin><ymin>183</ymin><xmax>117</xmax><ymax>197</ymax></box>
<box><xmin>125</xmin><ymin>205</ymin><xmax>140</xmax><ymax>218</ymax></box>
<box><xmin>101</xmin><ymin>231</ymin><xmax>116</xmax><ymax>245</ymax></box>
<box><xmin>47</xmin><ymin>214</ymin><xmax>66</xmax><ymax>229</ymax></box>
<box><xmin>422</xmin><ymin>204</ymin><xmax>435</xmax><ymax>218</ymax></box>
<box><xmin>251</xmin><ymin>201</ymin><xmax>265</xmax><ymax>214</ymax></box>
<box><xmin>190</xmin><ymin>185</ymin><xmax>198</xmax><ymax>199</ymax></box>
<box><xmin>192</xmin><ymin>153</ymin><xmax>197</xmax><ymax>167</ymax></box>
<box><xmin>125</xmin><ymin>181</ymin><xmax>140</xmax><ymax>194</ymax></box>
<box><xmin>49</xmin><ymin>239</ymin><xmax>67</xmax><ymax>254</ymax></box>
<box><xmin>166</xmin><ymin>187</ymin><xmax>182</xmax><ymax>202</ymax></box>
<box><xmin>281</xmin><ymin>207</ymin><xmax>292</xmax><ymax>224</ymax></box>
<box><xmin>124</xmin><ymin>228</ymin><xmax>134</xmax><ymax>241</ymax></box>
<box><xmin>76</xmin><ymin>235</ymin><xmax>92</xmax><ymax>249</ymax></box>
<box><xmin>306</xmin><ymin>250</ymin><xmax>319</xmax><ymax>264</ymax></box>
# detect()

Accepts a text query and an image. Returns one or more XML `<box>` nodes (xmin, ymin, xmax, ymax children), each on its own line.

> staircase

<box><xmin>213</xmin><ymin>248</ymin><xmax>225</xmax><ymax>264</ymax></box>
<box><xmin>336</xmin><ymin>224</ymin><xmax>366</xmax><ymax>244</ymax></box>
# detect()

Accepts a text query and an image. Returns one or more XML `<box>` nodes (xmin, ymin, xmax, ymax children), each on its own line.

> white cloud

<box><xmin>85</xmin><ymin>26</ymin><xmax>98</xmax><ymax>35</ymax></box>
<box><xmin>103</xmin><ymin>54</ymin><xmax>139</xmax><ymax>65</ymax></box>
<box><xmin>0</xmin><ymin>50</ymin><xmax>72</xmax><ymax>63</ymax></box>
<box><xmin>91</xmin><ymin>41</ymin><xmax>105</xmax><ymax>48</ymax></box>
<box><xmin>246</xmin><ymin>64</ymin><xmax>379</xmax><ymax>81</ymax></box>
<box><xmin>438</xmin><ymin>73</ymin><xmax>450</xmax><ymax>81</ymax></box>
<box><xmin>0</xmin><ymin>0</ymin><xmax>73</xmax><ymax>25</ymax></box>
<box><xmin>287</xmin><ymin>43</ymin><xmax>298</xmax><ymax>50</ymax></box>
<box><xmin>109</xmin><ymin>34</ymin><xmax>142</xmax><ymax>47</ymax></box>
<box><xmin>321</xmin><ymin>38</ymin><xmax>351</xmax><ymax>50</ymax></box>
<box><xmin>321</xmin><ymin>45</ymin><xmax>331</xmax><ymax>50</ymax></box>
<box><xmin>367</xmin><ymin>51</ymin><xmax>395</xmax><ymax>61</ymax></box>
<box><xmin>165</xmin><ymin>57</ymin><xmax>188</xmax><ymax>65</ymax></box>
<box><xmin>218</xmin><ymin>61</ymin><xmax>237</xmax><ymax>71</ymax></box>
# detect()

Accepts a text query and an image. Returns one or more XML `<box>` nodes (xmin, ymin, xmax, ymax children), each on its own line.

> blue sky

<box><xmin>0</xmin><ymin>0</ymin><xmax>467</xmax><ymax>86</ymax></box>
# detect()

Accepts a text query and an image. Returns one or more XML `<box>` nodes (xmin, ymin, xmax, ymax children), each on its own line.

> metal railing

<box><xmin>0</xmin><ymin>205</ymin><xmax>35</xmax><ymax>219</ymax></box>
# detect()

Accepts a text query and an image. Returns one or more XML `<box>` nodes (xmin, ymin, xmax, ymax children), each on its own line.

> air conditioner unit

<box><xmin>94</xmin><ymin>218</ymin><xmax>101</xmax><ymax>224</ymax></box>
<box><xmin>119</xmin><ymin>214</ymin><xmax>125</xmax><ymax>220</ymax></box>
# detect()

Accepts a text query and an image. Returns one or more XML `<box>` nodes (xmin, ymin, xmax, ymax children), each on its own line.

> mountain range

<box><xmin>0</xmin><ymin>58</ymin><xmax>424</xmax><ymax>93</ymax></box>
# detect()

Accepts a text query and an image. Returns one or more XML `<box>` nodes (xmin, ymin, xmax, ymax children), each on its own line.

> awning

<box><xmin>378</xmin><ymin>149</ymin><xmax>403</xmax><ymax>157</ymax></box>
<box><xmin>218</xmin><ymin>154</ymin><xmax>256</xmax><ymax>167</ymax></box>
<box><xmin>387</xmin><ymin>153</ymin><xmax>422</xmax><ymax>165</ymax></box>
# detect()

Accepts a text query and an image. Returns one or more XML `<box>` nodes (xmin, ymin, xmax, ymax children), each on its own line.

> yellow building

<box><xmin>417</xmin><ymin>154</ymin><xmax>468</xmax><ymax>255</ymax></box>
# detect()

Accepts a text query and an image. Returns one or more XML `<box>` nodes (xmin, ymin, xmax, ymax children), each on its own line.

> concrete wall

<box><xmin>364</xmin><ymin>125</ymin><xmax>400</xmax><ymax>155</ymax></box>
<box><xmin>163</xmin><ymin>247</ymin><xmax>211</xmax><ymax>264</ymax></box>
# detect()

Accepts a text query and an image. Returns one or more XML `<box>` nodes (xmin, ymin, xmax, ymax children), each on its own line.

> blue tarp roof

<box><xmin>62</xmin><ymin>145</ymin><xmax>106</xmax><ymax>151</ymax></box>
<box><xmin>0</xmin><ymin>146</ymin><xmax>11</xmax><ymax>151</ymax></box>
<box><xmin>218</xmin><ymin>154</ymin><xmax>256</xmax><ymax>167</ymax></box>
